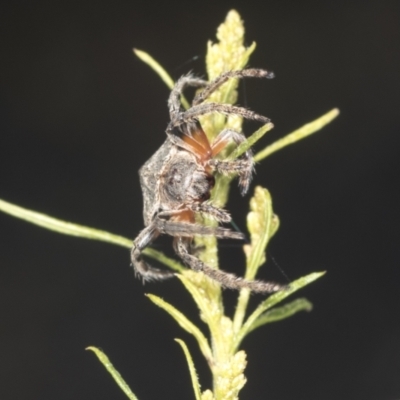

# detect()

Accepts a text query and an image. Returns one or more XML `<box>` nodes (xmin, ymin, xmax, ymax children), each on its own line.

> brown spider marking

<box><xmin>131</xmin><ymin>68</ymin><xmax>286</xmax><ymax>293</ymax></box>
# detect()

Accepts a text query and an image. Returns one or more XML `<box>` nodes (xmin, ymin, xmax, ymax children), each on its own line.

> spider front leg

<box><xmin>209</xmin><ymin>128</ymin><xmax>255</xmax><ymax>195</ymax></box>
<box><xmin>192</xmin><ymin>68</ymin><xmax>274</xmax><ymax>106</ymax></box>
<box><xmin>168</xmin><ymin>74</ymin><xmax>207</xmax><ymax>120</ymax></box>
<box><xmin>174</xmin><ymin>237</ymin><xmax>287</xmax><ymax>293</ymax></box>
<box><xmin>131</xmin><ymin>223</ymin><xmax>175</xmax><ymax>282</ymax></box>
<box><xmin>169</xmin><ymin>102</ymin><xmax>270</xmax><ymax>132</ymax></box>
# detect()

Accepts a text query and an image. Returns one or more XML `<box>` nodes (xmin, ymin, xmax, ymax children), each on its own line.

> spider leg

<box><xmin>155</xmin><ymin>216</ymin><xmax>244</xmax><ymax>240</ymax></box>
<box><xmin>166</xmin><ymin>120</ymin><xmax>214</xmax><ymax>166</ymax></box>
<box><xmin>168</xmin><ymin>74</ymin><xmax>207</xmax><ymax>120</ymax></box>
<box><xmin>166</xmin><ymin>131</ymin><xmax>204</xmax><ymax>155</ymax></box>
<box><xmin>193</xmin><ymin>68</ymin><xmax>274</xmax><ymax>106</ymax></box>
<box><xmin>209</xmin><ymin>128</ymin><xmax>255</xmax><ymax>195</ymax></box>
<box><xmin>169</xmin><ymin>103</ymin><xmax>270</xmax><ymax>131</ymax></box>
<box><xmin>174</xmin><ymin>237</ymin><xmax>287</xmax><ymax>293</ymax></box>
<box><xmin>209</xmin><ymin>158</ymin><xmax>254</xmax><ymax>196</ymax></box>
<box><xmin>190</xmin><ymin>202</ymin><xmax>231</xmax><ymax>223</ymax></box>
<box><xmin>131</xmin><ymin>223</ymin><xmax>175</xmax><ymax>282</ymax></box>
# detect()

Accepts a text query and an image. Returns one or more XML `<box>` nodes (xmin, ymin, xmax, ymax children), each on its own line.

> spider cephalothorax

<box><xmin>131</xmin><ymin>68</ymin><xmax>285</xmax><ymax>293</ymax></box>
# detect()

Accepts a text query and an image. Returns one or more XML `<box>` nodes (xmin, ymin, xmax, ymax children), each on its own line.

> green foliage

<box><xmin>175</xmin><ymin>339</ymin><xmax>202</xmax><ymax>400</ymax></box>
<box><xmin>0</xmin><ymin>9</ymin><xmax>339</xmax><ymax>400</ymax></box>
<box><xmin>86</xmin><ymin>347</ymin><xmax>139</xmax><ymax>400</ymax></box>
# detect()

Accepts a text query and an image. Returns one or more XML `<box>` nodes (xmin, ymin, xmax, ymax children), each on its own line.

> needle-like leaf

<box><xmin>86</xmin><ymin>347</ymin><xmax>139</xmax><ymax>400</ymax></box>
<box><xmin>175</xmin><ymin>339</ymin><xmax>202</xmax><ymax>400</ymax></box>
<box><xmin>146</xmin><ymin>294</ymin><xmax>212</xmax><ymax>362</ymax></box>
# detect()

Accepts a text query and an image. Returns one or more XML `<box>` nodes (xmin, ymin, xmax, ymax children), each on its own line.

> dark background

<box><xmin>1</xmin><ymin>1</ymin><xmax>399</xmax><ymax>399</ymax></box>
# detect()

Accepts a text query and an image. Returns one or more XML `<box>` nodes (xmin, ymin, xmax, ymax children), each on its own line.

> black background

<box><xmin>1</xmin><ymin>1</ymin><xmax>399</xmax><ymax>399</ymax></box>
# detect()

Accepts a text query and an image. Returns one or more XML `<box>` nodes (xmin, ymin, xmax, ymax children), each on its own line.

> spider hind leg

<box><xmin>174</xmin><ymin>237</ymin><xmax>286</xmax><ymax>293</ymax></box>
<box><xmin>131</xmin><ymin>224</ymin><xmax>175</xmax><ymax>282</ymax></box>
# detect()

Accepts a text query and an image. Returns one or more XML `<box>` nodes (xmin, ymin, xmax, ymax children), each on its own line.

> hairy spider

<box><xmin>131</xmin><ymin>68</ymin><xmax>284</xmax><ymax>293</ymax></box>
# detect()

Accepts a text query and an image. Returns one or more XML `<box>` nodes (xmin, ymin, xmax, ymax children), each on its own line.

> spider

<box><xmin>131</xmin><ymin>68</ymin><xmax>285</xmax><ymax>293</ymax></box>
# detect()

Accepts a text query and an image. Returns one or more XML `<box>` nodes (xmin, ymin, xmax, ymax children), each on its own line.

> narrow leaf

<box><xmin>254</xmin><ymin>108</ymin><xmax>340</xmax><ymax>162</ymax></box>
<box><xmin>86</xmin><ymin>347</ymin><xmax>139</xmax><ymax>400</ymax></box>
<box><xmin>233</xmin><ymin>186</ymin><xmax>278</xmax><ymax>333</ymax></box>
<box><xmin>146</xmin><ymin>294</ymin><xmax>212</xmax><ymax>361</ymax></box>
<box><xmin>236</xmin><ymin>272</ymin><xmax>325</xmax><ymax>347</ymax></box>
<box><xmin>227</xmin><ymin>122</ymin><xmax>274</xmax><ymax>160</ymax></box>
<box><xmin>175</xmin><ymin>339</ymin><xmax>202</xmax><ymax>400</ymax></box>
<box><xmin>0</xmin><ymin>197</ymin><xmax>184</xmax><ymax>272</ymax></box>
<box><xmin>246</xmin><ymin>298</ymin><xmax>313</xmax><ymax>335</ymax></box>
<box><xmin>245</xmin><ymin>186</ymin><xmax>277</xmax><ymax>277</ymax></box>
<box><xmin>133</xmin><ymin>49</ymin><xmax>190</xmax><ymax>109</ymax></box>
<box><xmin>0</xmin><ymin>198</ymin><xmax>132</xmax><ymax>246</ymax></box>
<box><xmin>133</xmin><ymin>48</ymin><xmax>174</xmax><ymax>90</ymax></box>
